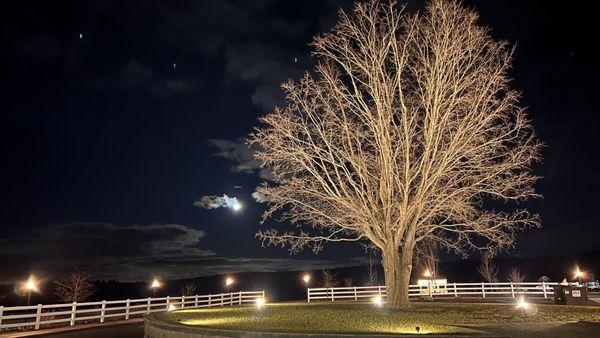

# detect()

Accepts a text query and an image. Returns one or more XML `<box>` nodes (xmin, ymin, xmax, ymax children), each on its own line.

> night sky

<box><xmin>0</xmin><ymin>0</ymin><xmax>597</xmax><ymax>282</ymax></box>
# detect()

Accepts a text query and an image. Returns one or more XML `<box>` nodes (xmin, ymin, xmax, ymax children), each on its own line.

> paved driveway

<box><xmin>39</xmin><ymin>323</ymin><xmax>143</xmax><ymax>338</ymax></box>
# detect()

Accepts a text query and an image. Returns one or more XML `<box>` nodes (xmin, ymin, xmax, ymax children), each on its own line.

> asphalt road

<box><xmin>37</xmin><ymin>323</ymin><xmax>143</xmax><ymax>338</ymax></box>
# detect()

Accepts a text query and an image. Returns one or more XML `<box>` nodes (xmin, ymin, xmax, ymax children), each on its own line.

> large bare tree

<box><xmin>250</xmin><ymin>0</ymin><xmax>541</xmax><ymax>308</ymax></box>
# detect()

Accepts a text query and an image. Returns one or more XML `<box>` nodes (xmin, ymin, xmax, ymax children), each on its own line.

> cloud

<box><xmin>0</xmin><ymin>222</ymin><xmax>213</xmax><ymax>282</ymax></box>
<box><xmin>251</xmin><ymin>189</ymin><xmax>270</xmax><ymax>203</ymax></box>
<box><xmin>208</xmin><ymin>138</ymin><xmax>273</xmax><ymax>180</ymax></box>
<box><xmin>99</xmin><ymin>59</ymin><xmax>201</xmax><ymax>99</ymax></box>
<box><xmin>0</xmin><ymin>222</ymin><xmax>368</xmax><ymax>282</ymax></box>
<box><xmin>194</xmin><ymin>194</ymin><xmax>240</xmax><ymax>210</ymax></box>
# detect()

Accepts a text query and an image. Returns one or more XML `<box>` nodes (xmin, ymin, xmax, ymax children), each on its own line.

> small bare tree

<box><xmin>320</xmin><ymin>270</ymin><xmax>339</xmax><ymax>288</ymax></box>
<box><xmin>478</xmin><ymin>254</ymin><xmax>499</xmax><ymax>283</ymax></box>
<box><xmin>507</xmin><ymin>266</ymin><xmax>526</xmax><ymax>283</ymax></box>
<box><xmin>181</xmin><ymin>281</ymin><xmax>198</xmax><ymax>297</ymax></box>
<box><xmin>250</xmin><ymin>0</ymin><xmax>541</xmax><ymax>309</ymax></box>
<box><xmin>538</xmin><ymin>275</ymin><xmax>551</xmax><ymax>283</ymax></box>
<box><xmin>53</xmin><ymin>269</ymin><xmax>96</xmax><ymax>303</ymax></box>
<box><xmin>344</xmin><ymin>277</ymin><xmax>353</xmax><ymax>287</ymax></box>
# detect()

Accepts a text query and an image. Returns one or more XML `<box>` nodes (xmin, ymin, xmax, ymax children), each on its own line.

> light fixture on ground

<box><xmin>372</xmin><ymin>295</ymin><xmax>383</xmax><ymax>307</ymax></box>
<box><xmin>516</xmin><ymin>297</ymin><xmax>529</xmax><ymax>310</ymax></box>
<box><xmin>255</xmin><ymin>298</ymin><xmax>265</xmax><ymax>308</ymax></box>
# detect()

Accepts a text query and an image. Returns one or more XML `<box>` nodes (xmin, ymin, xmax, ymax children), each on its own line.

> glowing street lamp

<box><xmin>151</xmin><ymin>279</ymin><xmax>161</xmax><ymax>298</ymax></box>
<box><xmin>225</xmin><ymin>277</ymin><xmax>235</xmax><ymax>288</ymax></box>
<box><xmin>302</xmin><ymin>274</ymin><xmax>311</xmax><ymax>302</ymax></box>
<box><xmin>21</xmin><ymin>276</ymin><xmax>39</xmax><ymax>306</ymax></box>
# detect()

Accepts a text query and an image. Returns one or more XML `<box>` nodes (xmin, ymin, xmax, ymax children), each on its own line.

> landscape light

<box><xmin>255</xmin><ymin>298</ymin><xmax>265</xmax><ymax>308</ymax></box>
<box><xmin>423</xmin><ymin>270</ymin><xmax>432</xmax><ymax>278</ymax></box>
<box><xmin>516</xmin><ymin>297</ymin><xmax>529</xmax><ymax>310</ymax></box>
<box><xmin>303</xmin><ymin>274</ymin><xmax>311</xmax><ymax>284</ymax></box>
<box><xmin>168</xmin><ymin>304</ymin><xmax>177</xmax><ymax>312</ymax></box>
<box><xmin>372</xmin><ymin>295</ymin><xmax>383</xmax><ymax>306</ymax></box>
<box><xmin>225</xmin><ymin>277</ymin><xmax>235</xmax><ymax>287</ymax></box>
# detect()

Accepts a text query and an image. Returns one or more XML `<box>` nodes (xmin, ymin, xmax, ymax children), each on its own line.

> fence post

<box><xmin>481</xmin><ymin>282</ymin><xmax>486</xmax><ymax>298</ymax></box>
<box><xmin>262</xmin><ymin>290</ymin><xmax>265</xmax><ymax>300</ymax></box>
<box><xmin>146</xmin><ymin>298</ymin><xmax>151</xmax><ymax>314</ymax></box>
<box><xmin>0</xmin><ymin>305</ymin><xmax>4</xmax><ymax>328</ymax></box>
<box><xmin>70</xmin><ymin>302</ymin><xmax>77</xmax><ymax>326</ymax></box>
<box><xmin>208</xmin><ymin>294</ymin><xmax>212</xmax><ymax>307</ymax></box>
<box><xmin>378</xmin><ymin>285</ymin><xmax>382</xmax><ymax>296</ymax></box>
<box><xmin>35</xmin><ymin>304</ymin><xmax>43</xmax><ymax>330</ymax></box>
<box><xmin>331</xmin><ymin>288</ymin><xmax>335</xmax><ymax>301</ymax></box>
<box><xmin>454</xmin><ymin>283</ymin><xmax>458</xmax><ymax>298</ymax></box>
<box><xmin>239</xmin><ymin>291</ymin><xmax>242</xmax><ymax>305</ymax></box>
<box><xmin>101</xmin><ymin>301</ymin><xmax>107</xmax><ymax>322</ymax></box>
<box><xmin>221</xmin><ymin>293</ymin><xmax>224</xmax><ymax>306</ymax></box>
<box><xmin>195</xmin><ymin>295</ymin><xmax>199</xmax><ymax>307</ymax></box>
<box><xmin>166</xmin><ymin>296</ymin><xmax>171</xmax><ymax>310</ymax></box>
<box><xmin>542</xmin><ymin>281</ymin><xmax>547</xmax><ymax>299</ymax></box>
<box><xmin>181</xmin><ymin>296</ymin><xmax>185</xmax><ymax>309</ymax></box>
<box><xmin>125</xmin><ymin>299</ymin><xmax>130</xmax><ymax>319</ymax></box>
<box><xmin>354</xmin><ymin>286</ymin><xmax>357</xmax><ymax>301</ymax></box>
<box><xmin>307</xmin><ymin>288</ymin><xmax>310</xmax><ymax>303</ymax></box>
<box><xmin>510</xmin><ymin>282</ymin><xmax>515</xmax><ymax>298</ymax></box>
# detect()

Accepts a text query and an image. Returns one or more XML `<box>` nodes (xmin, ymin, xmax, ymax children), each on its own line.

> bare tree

<box><xmin>181</xmin><ymin>281</ymin><xmax>198</xmax><ymax>297</ymax></box>
<box><xmin>415</xmin><ymin>240</ymin><xmax>438</xmax><ymax>280</ymax></box>
<box><xmin>478</xmin><ymin>254</ymin><xmax>499</xmax><ymax>283</ymax></box>
<box><xmin>344</xmin><ymin>277</ymin><xmax>353</xmax><ymax>287</ymax></box>
<box><xmin>320</xmin><ymin>270</ymin><xmax>339</xmax><ymax>288</ymax></box>
<box><xmin>53</xmin><ymin>269</ymin><xmax>96</xmax><ymax>303</ymax></box>
<box><xmin>250</xmin><ymin>0</ymin><xmax>541</xmax><ymax>309</ymax></box>
<box><xmin>507</xmin><ymin>266</ymin><xmax>526</xmax><ymax>283</ymax></box>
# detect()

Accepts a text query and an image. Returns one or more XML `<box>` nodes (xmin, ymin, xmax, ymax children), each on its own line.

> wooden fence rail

<box><xmin>307</xmin><ymin>282</ymin><xmax>557</xmax><ymax>302</ymax></box>
<box><xmin>0</xmin><ymin>290</ymin><xmax>265</xmax><ymax>332</ymax></box>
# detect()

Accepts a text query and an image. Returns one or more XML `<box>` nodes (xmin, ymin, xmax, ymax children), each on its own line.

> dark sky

<box><xmin>0</xmin><ymin>0</ymin><xmax>597</xmax><ymax>282</ymax></box>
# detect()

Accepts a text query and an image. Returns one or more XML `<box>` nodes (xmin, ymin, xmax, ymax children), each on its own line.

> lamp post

<box><xmin>151</xmin><ymin>279</ymin><xmax>161</xmax><ymax>298</ymax></box>
<box><xmin>574</xmin><ymin>269</ymin><xmax>584</xmax><ymax>285</ymax></box>
<box><xmin>303</xmin><ymin>274</ymin><xmax>311</xmax><ymax>302</ymax></box>
<box><xmin>22</xmin><ymin>276</ymin><xmax>38</xmax><ymax>306</ymax></box>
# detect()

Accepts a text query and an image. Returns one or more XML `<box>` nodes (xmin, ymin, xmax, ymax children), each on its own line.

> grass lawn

<box><xmin>157</xmin><ymin>301</ymin><xmax>600</xmax><ymax>335</ymax></box>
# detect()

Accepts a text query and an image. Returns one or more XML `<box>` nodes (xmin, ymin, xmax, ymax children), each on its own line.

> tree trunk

<box><xmin>382</xmin><ymin>243</ymin><xmax>413</xmax><ymax>309</ymax></box>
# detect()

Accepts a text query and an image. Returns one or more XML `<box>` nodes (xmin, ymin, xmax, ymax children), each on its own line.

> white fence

<box><xmin>308</xmin><ymin>282</ymin><xmax>558</xmax><ymax>302</ymax></box>
<box><xmin>0</xmin><ymin>290</ymin><xmax>264</xmax><ymax>332</ymax></box>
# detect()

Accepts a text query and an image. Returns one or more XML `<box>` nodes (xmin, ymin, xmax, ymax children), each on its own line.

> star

<box><xmin>79</xmin><ymin>33</ymin><xmax>84</xmax><ymax>39</ymax></box>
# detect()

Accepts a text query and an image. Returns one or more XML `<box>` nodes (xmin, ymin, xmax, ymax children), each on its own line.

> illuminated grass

<box><xmin>157</xmin><ymin>302</ymin><xmax>600</xmax><ymax>335</ymax></box>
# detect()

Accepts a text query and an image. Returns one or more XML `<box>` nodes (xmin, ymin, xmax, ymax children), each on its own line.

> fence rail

<box><xmin>308</xmin><ymin>282</ymin><xmax>558</xmax><ymax>303</ymax></box>
<box><xmin>0</xmin><ymin>290</ymin><xmax>264</xmax><ymax>332</ymax></box>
